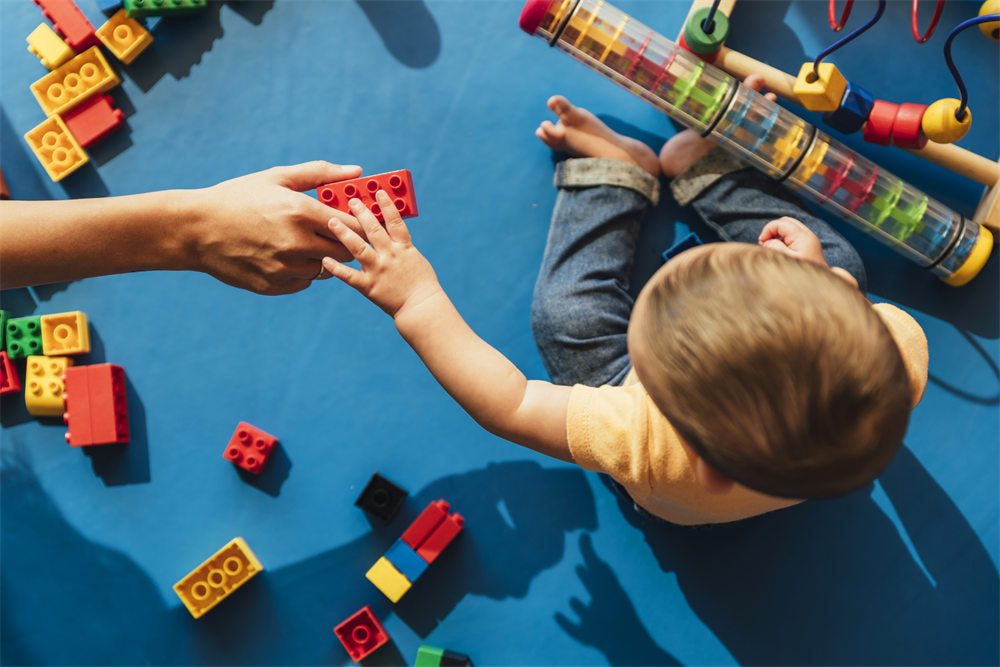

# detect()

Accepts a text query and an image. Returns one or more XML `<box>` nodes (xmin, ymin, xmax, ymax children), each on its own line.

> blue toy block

<box><xmin>822</xmin><ymin>81</ymin><xmax>875</xmax><ymax>135</ymax></box>
<box><xmin>96</xmin><ymin>0</ymin><xmax>123</xmax><ymax>14</ymax></box>
<box><xmin>384</xmin><ymin>538</ymin><xmax>429</xmax><ymax>583</ymax></box>
<box><xmin>662</xmin><ymin>232</ymin><xmax>704</xmax><ymax>263</ymax></box>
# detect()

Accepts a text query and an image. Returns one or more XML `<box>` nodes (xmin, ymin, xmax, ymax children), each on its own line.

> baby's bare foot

<box><xmin>658</xmin><ymin>73</ymin><xmax>777</xmax><ymax>178</ymax></box>
<box><xmin>535</xmin><ymin>95</ymin><xmax>660</xmax><ymax>177</ymax></box>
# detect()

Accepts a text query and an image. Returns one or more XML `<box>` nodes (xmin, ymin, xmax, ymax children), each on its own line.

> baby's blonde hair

<box><xmin>632</xmin><ymin>244</ymin><xmax>912</xmax><ymax>499</ymax></box>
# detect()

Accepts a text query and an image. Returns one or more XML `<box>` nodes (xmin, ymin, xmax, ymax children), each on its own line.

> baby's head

<box><xmin>628</xmin><ymin>243</ymin><xmax>912</xmax><ymax>499</ymax></box>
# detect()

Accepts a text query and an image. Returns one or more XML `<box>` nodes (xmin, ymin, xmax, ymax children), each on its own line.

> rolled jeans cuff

<box><xmin>554</xmin><ymin>157</ymin><xmax>660</xmax><ymax>206</ymax></box>
<box><xmin>670</xmin><ymin>148</ymin><xmax>747</xmax><ymax>206</ymax></box>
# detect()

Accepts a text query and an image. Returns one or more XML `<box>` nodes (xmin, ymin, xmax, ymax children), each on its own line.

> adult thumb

<box><xmin>270</xmin><ymin>161</ymin><xmax>362</xmax><ymax>192</ymax></box>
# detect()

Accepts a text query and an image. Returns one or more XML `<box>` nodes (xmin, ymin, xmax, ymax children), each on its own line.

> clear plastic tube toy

<box><xmin>519</xmin><ymin>0</ymin><xmax>993</xmax><ymax>286</ymax></box>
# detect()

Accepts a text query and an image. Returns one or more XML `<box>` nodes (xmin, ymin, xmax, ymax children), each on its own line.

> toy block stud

<box><xmin>416</xmin><ymin>513</ymin><xmax>464</xmax><ymax>564</ymax></box>
<box><xmin>63</xmin><ymin>363</ymin><xmax>129</xmax><ymax>446</ymax></box>
<box><xmin>24</xmin><ymin>116</ymin><xmax>89</xmax><ymax>183</ymax></box>
<box><xmin>922</xmin><ymin>98</ymin><xmax>972</xmax><ymax>144</ymax></box>
<box><xmin>30</xmin><ymin>46</ymin><xmax>120</xmax><ymax>117</ymax></box>
<box><xmin>62</xmin><ymin>94</ymin><xmax>126</xmax><ymax>149</ymax></box>
<box><xmin>0</xmin><ymin>352</ymin><xmax>21</xmax><ymax>395</ymax></box>
<box><xmin>862</xmin><ymin>99</ymin><xmax>898</xmax><ymax>146</ymax></box>
<box><xmin>683</xmin><ymin>6</ymin><xmax>729</xmax><ymax>55</ymax></box>
<box><xmin>365</xmin><ymin>556</ymin><xmax>412</xmax><ymax>603</ymax></box>
<box><xmin>40</xmin><ymin>311</ymin><xmax>90</xmax><ymax>355</ymax></box>
<box><xmin>27</xmin><ymin>23</ymin><xmax>75</xmax><ymax>69</ymax></box>
<box><xmin>355</xmin><ymin>472</ymin><xmax>407</xmax><ymax>523</ymax></box>
<box><xmin>384</xmin><ymin>538</ymin><xmax>429</xmax><ymax>582</ymax></box>
<box><xmin>123</xmin><ymin>0</ymin><xmax>207</xmax><ymax>19</ymax></box>
<box><xmin>24</xmin><ymin>356</ymin><xmax>73</xmax><ymax>417</ymax></box>
<box><xmin>793</xmin><ymin>62</ymin><xmax>847</xmax><ymax>112</ymax></box>
<box><xmin>223</xmin><ymin>422</ymin><xmax>277</xmax><ymax>474</ymax></box>
<box><xmin>31</xmin><ymin>0</ymin><xmax>99</xmax><ymax>51</ymax></box>
<box><xmin>334</xmin><ymin>606</ymin><xmax>390</xmax><ymax>663</ymax></box>
<box><xmin>821</xmin><ymin>80</ymin><xmax>874</xmax><ymax>134</ymax></box>
<box><xmin>317</xmin><ymin>169</ymin><xmax>418</xmax><ymax>223</ymax></box>
<box><xmin>173</xmin><ymin>537</ymin><xmax>263</xmax><ymax>618</ymax></box>
<box><xmin>891</xmin><ymin>103</ymin><xmax>929</xmax><ymax>149</ymax></box>
<box><xmin>97</xmin><ymin>9</ymin><xmax>152</xmax><ymax>64</ymax></box>
<box><xmin>980</xmin><ymin>0</ymin><xmax>1000</xmax><ymax>40</ymax></box>
<box><xmin>400</xmin><ymin>499</ymin><xmax>450</xmax><ymax>550</ymax></box>
<box><xmin>6</xmin><ymin>316</ymin><xmax>44</xmax><ymax>359</ymax></box>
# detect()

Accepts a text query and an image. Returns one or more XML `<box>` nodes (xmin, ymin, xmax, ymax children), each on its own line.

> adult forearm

<box><xmin>0</xmin><ymin>191</ymin><xmax>196</xmax><ymax>289</ymax></box>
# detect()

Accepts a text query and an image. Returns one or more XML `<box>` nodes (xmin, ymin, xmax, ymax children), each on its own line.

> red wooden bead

<box><xmin>891</xmin><ymin>102</ymin><xmax>929</xmax><ymax>149</ymax></box>
<box><xmin>862</xmin><ymin>99</ymin><xmax>897</xmax><ymax>146</ymax></box>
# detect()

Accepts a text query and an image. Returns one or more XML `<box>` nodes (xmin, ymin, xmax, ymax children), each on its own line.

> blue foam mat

<box><xmin>1</xmin><ymin>1</ymin><xmax>997</xmax><ymax>665</ymax></box>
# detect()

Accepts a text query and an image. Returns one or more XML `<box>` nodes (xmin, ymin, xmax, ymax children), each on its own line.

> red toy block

<box><xmin>416</xmin><ymin>512</ymin><xmax>464</xmax><ymax>564</ymax></box>
<box><xmin>63</xmin><ymin>364</ymin><xmax>128</xmax><ymax>446</ymax></box>
<box><xmin>223</xmin><ymin>422</ymin><xmax>276</xmax><ymax>474</ymax></box>
<box><xmin>334</xmin><ymin>606</ymin><xmax>390</xmax><ymax>663</ymax></box>
<box><xmin>400</xmin><ymin>499</ymin><xmax>449</xmax><ymax>550</ymax></box>
<box><xmin>862</xmin><ymin>99</ymin><xmax>898</xmax><ymax>147</ymax></box>
<box><xmin>317</xmin><ymin>169</ymin><xmax>418</xmax><ymax>223</ymax></box>
<box><xmin>891</xmin><ymin>102</ymin><xmax>929</xmax><ymax>149</ymax></box>
<box><xmin>63</xmin><ymin>94</ymin><xmax>125</xmax><ymax>149</ymax></box>
<box><xmin>31</xmin><ymin>0</ymin><xmax>99</xmax><ymax>51</ymax></box>
<box><xmin>0</xmin><ymin>352</ymin><xmax>21</xmax><ymax>395</ymax></box>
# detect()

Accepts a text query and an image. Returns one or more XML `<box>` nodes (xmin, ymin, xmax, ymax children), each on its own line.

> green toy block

<box><xmin>6</xmin><ymin>316</ymin><xmax>43</xmax><ymax>359</ymax></box>
<box><xmin>0</xmin><ymin>310</ymin><xmax>8</xmax><ymax>351</ymax></box>
<box><xmin>415</xmin><ymin>645</ymin><xmax>445</xmax><ymax>667</ymax></box>
<box><xmin>123</xmin><ymin>0</ymin><xmax>206</xmax><ymax>19</ymax></box>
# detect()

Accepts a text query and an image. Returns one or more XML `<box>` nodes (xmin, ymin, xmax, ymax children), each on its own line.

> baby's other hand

<box><xmin>758</xmin><ymin>216</ymin><xmax>827</xmax><ymax>267</ymax></box>
<box><xmin>322</xmin><ymin>191</ymin><xmax>442</xmax><ymax>318</ymax></box>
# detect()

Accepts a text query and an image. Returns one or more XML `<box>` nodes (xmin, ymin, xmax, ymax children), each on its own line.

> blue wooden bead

<box><xmin>822</xmin><ymin>81</ymin><xmax>875</xmax><ymax>134</ymax></box>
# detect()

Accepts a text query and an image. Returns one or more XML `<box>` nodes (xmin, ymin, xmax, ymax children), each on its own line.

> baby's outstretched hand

<box><xmin>758</xmin><ymin>216</ymin><xmax>827</xmax><ymax>266</ymax></box>
<box><xmin>322</xmin><ymin>191</ymin><xmax>442</xmax><ymax>318</ymax></box>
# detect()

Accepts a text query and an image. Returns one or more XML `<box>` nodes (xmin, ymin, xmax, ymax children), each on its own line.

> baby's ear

<box><xmin>695</xmin><ymin>458</ymin><xmax>735</xmax><ymax>495</ymax></box>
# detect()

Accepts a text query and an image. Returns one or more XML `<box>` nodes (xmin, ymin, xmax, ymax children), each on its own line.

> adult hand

<box><xmin>184</xmin><ymin>161</ymin><xmax>364</xmax><ymax>295</ymax></box>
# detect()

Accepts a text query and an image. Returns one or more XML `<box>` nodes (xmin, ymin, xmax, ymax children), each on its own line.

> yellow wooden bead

<box><xmin>793</xmin><ymin>62</ymin><xmax>847</xmax><ymax>112</ymax></box>
<box><xmin>922</xmin><ymin>98</ymin><xmax>972</xmax><ymax>143</ymax></box>
<box><xmin>979</xmin><ymin>0</ymin><xmax>1000</xmax><ymax>40</ymax></box>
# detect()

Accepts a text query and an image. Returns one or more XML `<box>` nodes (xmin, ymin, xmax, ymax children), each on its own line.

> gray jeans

<box><xmin>531</xmin><ymin>152</ymin><xmax>867</xmax><ymax>388</ymax></box>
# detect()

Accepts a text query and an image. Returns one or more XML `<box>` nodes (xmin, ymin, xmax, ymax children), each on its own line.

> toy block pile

<box><xmin>2</xmin><ymin>308</ymin><xmax>130</xmax><ymax>447</ymax></box>
<box><xmin>22</xmin><ymin>0</ymin><xmax>207</xmax><ymax>182</ymax></box>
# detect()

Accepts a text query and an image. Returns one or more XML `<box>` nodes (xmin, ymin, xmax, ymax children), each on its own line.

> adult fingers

<box><xmin>269</xmin><ymin>161</ymin><xmax>362</xmax><ymax>192</ymax></box>
<box><xmin>349</xmin><ymin>198</ymin><xmax>391</xmax><ymax>251</ymax></box>
<box><xmin>327</xmin><ymin>217</ymin><xmax>377</xmax><ymax>267</ymax></box>
<box><xmin>296</xmin><ymin>193</ymin><xmax>366</xmax><ymax>239</ymax></box>
<box><xmin>375</xmin><ymin>191</ymin><xmax>411</xmax><ymax>244</ymax></box>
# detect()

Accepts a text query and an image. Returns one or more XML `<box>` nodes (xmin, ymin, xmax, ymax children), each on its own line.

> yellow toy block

<box><xmin>24</xmin><ymin>115</ymin><xmax>89</xmax><ymax>182</ymax></box>
<box><xmin>27</xmin><ymin>23</ymin><xmax>75</xmax><ymax>70</ymax></box>
<box><xmin>40</xmin><ymin>311</ymin><xmax>90</xmax><ymax>355</ymax></box>
<box><xmin>173</xmin><ymin>538</ymin><xmax>263</xmax><ymax>619</ymax></box>
<box><xmin>24</xmin><ymin>356</ymin><xmax>73</xmax><ymax>417</ymax></box>
<box><xmin>365</xmin><ymin>556</ymin><xmax>412</xmax><ymax>603</ymax></box>
<box><xmin>97</xmin><ymin>9</ymin><xmax>152</xmax><ymax>64</ymax></box>
<box><xmin>793</xmin><ymin>62</ymin><xmax>847</xmax><ymax>112</ymax></box>
<box><xmin>30</xmin><ymin>46</ymin><xmax>120</xmax><ymax>117</ymax></box>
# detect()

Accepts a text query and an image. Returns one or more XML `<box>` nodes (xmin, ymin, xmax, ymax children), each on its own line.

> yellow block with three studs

<box><xmin>793</xmin><ymin>62</ymin><xmax>847</xmax><ymax>112</ymax></box>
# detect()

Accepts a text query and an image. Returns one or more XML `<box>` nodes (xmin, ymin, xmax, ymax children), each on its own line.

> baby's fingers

<box><xmin>327</xmin><ymin>217</ymin><xmax>376</xmax><ymax>267</ymax></box>
<box><xmin>321</xmin><ymin>256</ymin><xmax>366</xmax><ymax>291</ymax></box>
<box><xmin>375</xmin><ymin>191</ymin><xmax>412</xmax><ymax>244</ymax></box>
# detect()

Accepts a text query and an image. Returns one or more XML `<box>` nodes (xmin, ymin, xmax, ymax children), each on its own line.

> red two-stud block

<box><xmin>223</xmin><ymin>422</ymin><xmax>276</xmax><ymax>474</ymax></box>
<box><xmin>416</xmin><ymin>513</ymin><xmax>464</xmax><ymax>564</ymax></box>
<box><xmin>400</xmin><ymin>499</ymin><xmax>464</xmax><ymax>563</ymax></box>
<box><xmin>31</xmin><ymin>0</ymin><xmax>99</xmax><ymax>50</ymax></box>
<box><xmin>63</xmin><ymin>364</ymin><xmax>129</xmax><ymax>446</ymax></box>
<box><xmin>334</xmin><ymin>606</ymin><xmax>390</xmax><ymax>663</ymax></box>
<box><xmin>63</xmin><ymin>94</ymin><xmax>125</xmax><ymax>149</ymax></box>
<box><xmin>0</xmin><ymin>352</ymin><xmax>21</xmax><ymax>395</ymax></box>
<box><xmin>317</xmin><ymin>169</ymin><xmax>418</xmax><ymax>223</ymax></box>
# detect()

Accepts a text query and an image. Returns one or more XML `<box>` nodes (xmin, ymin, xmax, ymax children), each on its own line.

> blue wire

<box><xmin>944</xmin><ymin>14</ymin><xmax>1000</xmax><ymax>120</ymax></box>
<box><xmin>702</xmin><ymin>0</ymin><xmax>723</xmax><ymax>34</ymax></box>
<box><xmin>813</xmin><ymin>0</ymin><xmax>886</xmax><ymax>76</ymax></box>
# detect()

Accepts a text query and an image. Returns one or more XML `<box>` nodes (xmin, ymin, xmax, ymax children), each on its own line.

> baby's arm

<box><xmin>321</xmin><ymin>193</ymin><xmax>573</xmax><ymax>461</ymax></box>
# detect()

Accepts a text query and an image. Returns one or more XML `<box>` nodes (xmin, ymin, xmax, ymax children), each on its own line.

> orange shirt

<box><xmin>567</xmin><ymin>303</ymin><xmax>929</xmax><ymax>525</ymax></box>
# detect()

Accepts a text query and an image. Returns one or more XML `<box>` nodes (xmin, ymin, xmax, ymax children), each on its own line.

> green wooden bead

<box><xmin>684</xmin><ymin>7</ymin><xmax>730</xmax><ymax>55</ymax></box>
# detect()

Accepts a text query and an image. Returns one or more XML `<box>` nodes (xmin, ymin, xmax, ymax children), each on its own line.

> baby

<box><xmin>320</xmin><ymin>78</ymin><xmax>928</xmax><ymax>525</ymax></box>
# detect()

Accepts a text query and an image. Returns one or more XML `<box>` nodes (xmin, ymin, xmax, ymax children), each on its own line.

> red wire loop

<box><xmin>912</xmin><ymin>0</ymin><xmax>946</xmax><ymax>43</ymax></box>
<box><xmin>829</xmin><ymin>0</ymin><xmax>855</xmax><ymax>31</ymax></box>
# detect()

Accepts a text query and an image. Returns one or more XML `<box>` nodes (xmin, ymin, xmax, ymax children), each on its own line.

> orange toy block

<box><xmin>23</xmin><ymin>115</ymin><xmax>88</xmax><ymax>182</ymax></box>
<box><xmin>173</xmin><ymin>538</ymin><xmax>263</xmax><ymax>618</ymax></box>
<box><xmin>96</xmin><ymin>9</ymin><xmax>152</xmax><ymax>64</ymax></box>
<box><xmin>30</xmin><ymin>46</ymin><xmax>120</xmax><ymax>117</ymax></box>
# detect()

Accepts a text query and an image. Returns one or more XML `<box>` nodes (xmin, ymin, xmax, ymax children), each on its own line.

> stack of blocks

<box><xmin>22</xmin><ymin>0</ymin><xmax>177</xmax><ymax>181</ymax></box>
<box><xmin>365</xmin><ymin>499</ymin><xmax>464</xmax><ymax>603</ymax></box>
